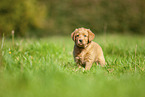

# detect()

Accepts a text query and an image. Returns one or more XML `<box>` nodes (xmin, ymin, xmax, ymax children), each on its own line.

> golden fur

<box><xmin>71</xmin><ymin>27</ymin><xmax>105</xmax><ymax>70</ymax></box>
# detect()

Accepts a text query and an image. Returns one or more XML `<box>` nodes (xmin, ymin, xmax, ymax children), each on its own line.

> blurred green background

<box><xmin>0</xmin><ymin>0</ymin><xmax>145</xmax><ymax>37</ymax></box>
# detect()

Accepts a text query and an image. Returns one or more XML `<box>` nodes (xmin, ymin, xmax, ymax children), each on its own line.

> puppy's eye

<box><xmin>84</xmin><ymin>35</ymin><xmax>87</xmax><ymax>37</ymax></box>
<box><xmin>76</xmin><ymin>35</ymin><xmax>79</xmax><ymax>37</ymax></box>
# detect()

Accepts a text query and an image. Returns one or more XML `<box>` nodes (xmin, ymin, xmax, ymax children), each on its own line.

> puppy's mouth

<box><xmin>77</xmin><ymin>43</ymin><xmax>83</xmax><ymax>46</ymax></box>
<box><xmin>76</xmin><ymin>41</ymin><xmax>86</xmax><ymax>48</ymax></box>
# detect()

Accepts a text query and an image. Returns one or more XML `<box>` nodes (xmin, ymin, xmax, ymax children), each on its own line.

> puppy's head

<box><xmin>71</xmin><ymin>27</ymin><xmax>95</xmax><ymax>48</ymax></box>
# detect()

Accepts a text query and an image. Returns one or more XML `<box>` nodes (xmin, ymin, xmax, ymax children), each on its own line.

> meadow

<box><xmin>0</xmin><ymin>34</ymin><xmax>145</xmax><ymax>97</ymax></box>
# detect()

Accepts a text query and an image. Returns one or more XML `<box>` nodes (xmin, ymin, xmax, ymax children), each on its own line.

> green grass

<box><xmin>0</xmin><ymin>35</ymin><xmax>145</xmax><ymax>97</ymax></box>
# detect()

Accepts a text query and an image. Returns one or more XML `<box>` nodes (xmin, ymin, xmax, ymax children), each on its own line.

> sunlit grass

<box><xmin>0</xmin><ymin>34</ymin><xmax>145</xmax><ymax>97</ymax></box>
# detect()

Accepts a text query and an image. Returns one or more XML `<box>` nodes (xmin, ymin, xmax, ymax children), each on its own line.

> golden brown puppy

<box><xmin>71</xmin><ymin>27</ymin><xmax>105</xmax><ymax>70</ymax></box>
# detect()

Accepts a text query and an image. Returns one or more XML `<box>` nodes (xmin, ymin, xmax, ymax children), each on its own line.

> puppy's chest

<box><xmin>75</xmin><ymin>50</ymin><xmax>91</xmax><ymax>64</ymax></box>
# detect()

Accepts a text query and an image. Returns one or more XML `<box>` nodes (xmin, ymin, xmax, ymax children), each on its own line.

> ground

<box><xmin>0</xmin><ymin>34</ymin><xmax>145</xmax><ymax>97</ymax></box>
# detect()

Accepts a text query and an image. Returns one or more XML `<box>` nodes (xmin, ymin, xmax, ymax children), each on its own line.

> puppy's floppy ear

<box><xmin>87</xmin><ymin>29</ymin><xmax>95</xmax><ymax>42</ymax></box>
<box><xmin>71</xmin><ymin>29</ymin><xmax>78</xmax><ymax>41</ymax></box>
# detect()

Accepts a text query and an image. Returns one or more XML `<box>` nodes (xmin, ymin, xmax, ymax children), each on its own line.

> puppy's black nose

<box><xmin>79</xmin><ymin>39</ymin><xmax>82</xmax><ymax>42</ymax></box>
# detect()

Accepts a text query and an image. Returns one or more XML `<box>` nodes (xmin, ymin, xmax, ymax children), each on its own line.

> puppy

<box><xmin>71</xmin><ymin>27</ymin><xmax>105</xmax><ymax>70</ymax></box>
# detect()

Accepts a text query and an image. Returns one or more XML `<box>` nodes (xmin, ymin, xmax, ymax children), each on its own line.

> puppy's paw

<box><xmin>82</xmin><ymin>68</ymin><xmax>85</xmax><ymax>72</ymax></box>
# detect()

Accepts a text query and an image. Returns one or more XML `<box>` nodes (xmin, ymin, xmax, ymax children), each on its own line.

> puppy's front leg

<box><xmin>85</xmin><ymin>62</ymin><xmax>93</xmax><ymax>70</ymax></box>
<box><xmin>75</xmin><ymin>57</ymin><xmax>82</xmax><ymax>69</ymax></box>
